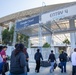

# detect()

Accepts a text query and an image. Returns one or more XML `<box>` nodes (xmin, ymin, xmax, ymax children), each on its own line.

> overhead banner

<box><xmin>42</xmin><ymin>5</ymin><xmax>76</xmax><ymax>23</ymax></box>
<box><xmin>16</xmin><ymin>15</ymin><xmax>39</xmax><ymax>30</ymax></box>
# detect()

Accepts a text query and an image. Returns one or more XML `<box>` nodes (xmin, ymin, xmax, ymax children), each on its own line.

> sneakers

<box><xmin>50</xmin><ymin>69</ymin><xmax>54</xmax><ymax>73</ymax></box>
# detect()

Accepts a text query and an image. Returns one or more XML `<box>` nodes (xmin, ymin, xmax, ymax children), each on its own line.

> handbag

<box><xmin>2</xmin><ymin>62</ymin><xmax>9</xmax><ymax>72</ymax></box>
<box><xmin>58</xmin><ymin>63</ymin><xmax>62</xmax><ymax>69</ymax></box>
<box><xmin>54</xmin><ymin>62</ymin><xmax>57</xmax><ymax>69</ymax></box>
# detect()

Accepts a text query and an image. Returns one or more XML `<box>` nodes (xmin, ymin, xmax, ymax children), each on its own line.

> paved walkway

<box><xmin>28</xmin><ymin>62</ymin><xmax>72</xmax><ymax>75</ymax></box>
<box><xmin>6</xmin><ymin>62</ymin><xmax>72</xmax><ymax>75</ymax></box>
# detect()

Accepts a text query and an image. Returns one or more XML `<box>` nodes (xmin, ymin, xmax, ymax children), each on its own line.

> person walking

<box><xmin>59</xmin><ymin>50</ymin><xmax>67</xmax><ymax>73</ymax></box>
<box><xmin>34</xmin><ymin>49</ymin><xmax>43</xmax><ymax>73</ymax></box>
<box><xmin>9</xmin><ymin>43</ymin><xmax>27</xmax><ymax>75</ymax></box>
<box><xmin>0</xmin><ymin>46</ymin><xmax>7</xmax><ymax>75</ymax></box>
<box><xmin>48</xmin><ymin>50</ymin><xmax>56</xmax><ymax>73</ymax></box>
<box><xmin>71</xmin><ymin>48</ymin><xmax>76</xmax><ymax>75</ymax></box>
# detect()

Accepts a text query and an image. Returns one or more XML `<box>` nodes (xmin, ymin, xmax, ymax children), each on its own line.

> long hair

<box><xmin>14</xmin><ymin>43</ymin><xmax>24</xmax><ymax>56</ymax></box>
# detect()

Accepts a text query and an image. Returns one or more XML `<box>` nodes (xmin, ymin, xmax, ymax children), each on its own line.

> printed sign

<box><xmin>42</xmin><ymin>5</ymin><xmax>76</xmax><ymax>23</ymax></box>
<box><xmin>16</xmin><ymin>15</ymin><xmax>39</xmax><ymax>30</ymax></box>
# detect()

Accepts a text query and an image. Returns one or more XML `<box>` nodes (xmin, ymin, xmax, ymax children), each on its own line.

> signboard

<box><xmin>42</xmin><ymin>5</ymin><xmax>76</xmax><ymax>23</ymax></box>
<box><xmin>16</xmin><ymin>15</ymin><xmax>39</xmax><ymax>30</ymax></box>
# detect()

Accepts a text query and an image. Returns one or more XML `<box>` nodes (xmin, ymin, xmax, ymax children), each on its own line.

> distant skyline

<box><xmin>0</xmin><ymin>0</ymin><xmax>76</xmax><ymax>18</ymax></box>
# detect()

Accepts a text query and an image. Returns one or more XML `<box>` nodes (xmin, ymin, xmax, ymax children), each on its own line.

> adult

<box><xmin>9</xmin><ymin>43</ymin><xmax>27</xmax><ymax>75</ymax></box>
<box><xmin>71</xmin><ymin>48</ymin><xmax>76</xmax><ymax>75</ymax></box>
<box><xmin>48</xmin><ymin>50</ymin><xmax>56</xmax><ymax>73</ymax></box>
<box><xmin>0</xmin><ymin>46</ymin><xmax>7</xmax><ymax>75</ymax></box>
<box><xmin>59</xmin><ymin>50</ymin><xmax>67</xmax><ymax>73</ymax></box>
<box><xmin>34</xmin><ymin>49</ymin><xmax>43</xmax><ymax>73</ymax></box>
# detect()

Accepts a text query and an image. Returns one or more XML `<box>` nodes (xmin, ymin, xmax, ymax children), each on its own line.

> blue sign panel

<box><xmin>16</xmin><ymin>15</ymin><xmax>39</xmax><ymax>30</ymax></box>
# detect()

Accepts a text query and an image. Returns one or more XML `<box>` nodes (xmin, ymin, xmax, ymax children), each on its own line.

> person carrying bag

<box><xmin>48</xmin><ymin>50</ymin><xmax>56</xmax><ymax>73</ymax></box>
<box><xmin>0</xmin><ymin>46</ymin><xmax>8</xmax><ymax>75</ymax></box>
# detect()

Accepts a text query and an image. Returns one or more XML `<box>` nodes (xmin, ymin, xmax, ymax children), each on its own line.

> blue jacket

<box><xmin>10</xmin><ymin>51</ymin><xmax>27</xmax><ymax>74</ymax></box>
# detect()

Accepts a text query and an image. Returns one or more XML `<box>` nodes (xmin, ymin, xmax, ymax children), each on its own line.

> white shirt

<box><xmin>71</xmin><ymin>52</ymin><xmax>76</xmax><ymax>66</ymax></box>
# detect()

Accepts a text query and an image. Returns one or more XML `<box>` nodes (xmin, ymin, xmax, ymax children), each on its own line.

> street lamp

<box><xmin>38</xmin><ymin>2</ymin><xmax>46</xmax><ymax>49</ymax></box>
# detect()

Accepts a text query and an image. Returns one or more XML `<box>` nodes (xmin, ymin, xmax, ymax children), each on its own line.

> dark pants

<box><xmin>0</xmin><ymin>62</ymin><xmax>5</xmax><ymax>75</ymax></box>
<box><xmin>2</xmin><ymin>62</ymin><xmax>6</xmax><ymax>75</ymax></box>
<box><xmin>35</xmin><ymin>60</ymin><xmax>40</xmax><ymax>72</ymax></box>
<box><xmin>2</xmin><ymin>72</ymin><xmax>5</xmax><ymax>75</ymax></box>
<box><xmin>27</xmin><ymin>62</ymin><xmax>30</xmax><ymax>72</ymax></box>
<box><xmin>72</xmin><ymin>66</ymin><xmax>76</xmax><ymax>75</ymax></box>
<box><xmin>61</xmin><ymin>62</ymin><xmax>66</xmax><ymax>73</ymax></box>
<box><xmin>0</xmin><ymin>62</ymin><xmax>3</xmax><ymax>74</ymax></box>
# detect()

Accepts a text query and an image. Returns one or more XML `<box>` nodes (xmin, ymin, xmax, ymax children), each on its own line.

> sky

<box><xmin>0</xmin><ymin>0</ymin><xmax>76</xmax><ymax>18</ymax></box>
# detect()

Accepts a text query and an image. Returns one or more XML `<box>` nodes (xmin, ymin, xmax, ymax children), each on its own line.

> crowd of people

<box><xmin>0</xmin><ymin>43</ymin><xmax>29</xmax><ymax>75</ymax></box>
<box><xmin>0</xmin><ymin>43</ymin><xmax>76</xmax><ymax>75</ymax></box>
<box><xmin>34</xmin><ymin>48</ymin><xmax>76</xmax><ymax>75</ymax></box>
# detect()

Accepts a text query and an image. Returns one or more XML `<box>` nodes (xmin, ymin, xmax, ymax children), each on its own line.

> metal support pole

<box><xmin>13</xmin><ymin>22</ymin><xmax>17</xmax><ymax>46</ymax></box>
<box><xmin>38</xmin><ymin>24</ymin><xmax>42</xmax><ymax>47</ymax></box>
<box><xmin>28</xmin><ymin>37</ymin><xmax>31</xmax><ymax>48</ymax></box>
<box><xmin>51</xmin><ymin>31</ymin><xmax>55</xmax><ymax>52</ymax></box>
<box><xmin>38</xmin><ymin>2</ymin><xmax>46</xmax><ymax>49</ymax></box>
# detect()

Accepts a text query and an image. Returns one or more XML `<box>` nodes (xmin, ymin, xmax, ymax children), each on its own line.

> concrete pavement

<box><xmin>6</xmin><ymin>62</ymin><xmax>72</xmax><ymax>75</ymax></box>
<box><xmin>28</xmin><ymin>62</ymin><xmax>72</xmax><ymax>75</ymax></box>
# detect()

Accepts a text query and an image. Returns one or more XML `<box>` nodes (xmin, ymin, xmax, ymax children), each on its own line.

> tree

<box><xmin>17</xmin><ymin>33</ymin><xmax>29</xmax><ymax>47</ymax></box>
<box><xmin>2</xmin><ymin>26</ymin><xmax>14</xmax><ymax>45</ymax></box>
<box><xmin>2</xmin><ymin>28</ymin><xmax>10</xmax><ymax>44</ymax></box>
<box><xmin>63</xmin><ymin>39</ymin><xmax>70</xmax><ymax>45</ymax></box>
<box><xmin>43</xmin><ymin>42</ymin><xmax>51</xmax><ymax>48</ymax></box>
<box><xmin>2</xmin><ymin>26</ymin><xmax>29</xmax><ymax>47</ymax></box>
<box><xmin>9</xmin><ymin>26</ymin><xmax>14</xmax><ymax>45</ymax></box>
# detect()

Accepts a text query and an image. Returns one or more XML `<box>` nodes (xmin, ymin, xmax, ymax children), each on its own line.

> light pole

<box><xmin>38</xmin><ymin>2</ymin><xmax>46</xmax><ymax>48</ymax></box>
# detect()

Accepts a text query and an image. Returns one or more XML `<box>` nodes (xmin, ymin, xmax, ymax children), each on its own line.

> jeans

<box><xmin>0</xmin><ymin>62</ymin><xmax>6</xmax><ymax>75</ymax></box>
<box><xmin>9</xmin><ymin>73</ymin><xmax>27</xmax><ymax>75</ymax></box>
<box><xmin>61</xmin><ymin>62</ymin><xmax>66</xmax><ymax>73</ymax></box>
<box><xmin>0</xmin><ymin>62</ymin><xmax>3</xmax><ymax>73</ymax></box>
<box><xmin>50</xmin><ymin>62</ymin><xmax>54</xmax><ymax>72</ymax></box>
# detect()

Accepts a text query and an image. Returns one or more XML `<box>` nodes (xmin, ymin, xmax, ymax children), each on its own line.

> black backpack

<box><xmin>59</xmin><ymin>53</ymin><xmax>67</xmax><ymax>62</ymax></box>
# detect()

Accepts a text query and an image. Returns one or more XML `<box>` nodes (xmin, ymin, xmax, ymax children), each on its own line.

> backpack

<box><xmin>63</xmin><ymin>53</ymin><xmax>67</xmax><ymax>62</ymax></box>
<box><xmin>59</xmin><ymin>53</ymin><xmax>67</xmax><ymax>62</ymax></box>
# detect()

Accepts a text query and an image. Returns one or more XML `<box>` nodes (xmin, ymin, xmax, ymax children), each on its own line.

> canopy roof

<box><xmin>0</xmin><ymin>1</ymin><xmax>76</xmax><ymax>38</ymax></box>
<box><xmin>16</xmin><ymin>2</ymin><xmax>76</xmax><ymax>37</ymax></box>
